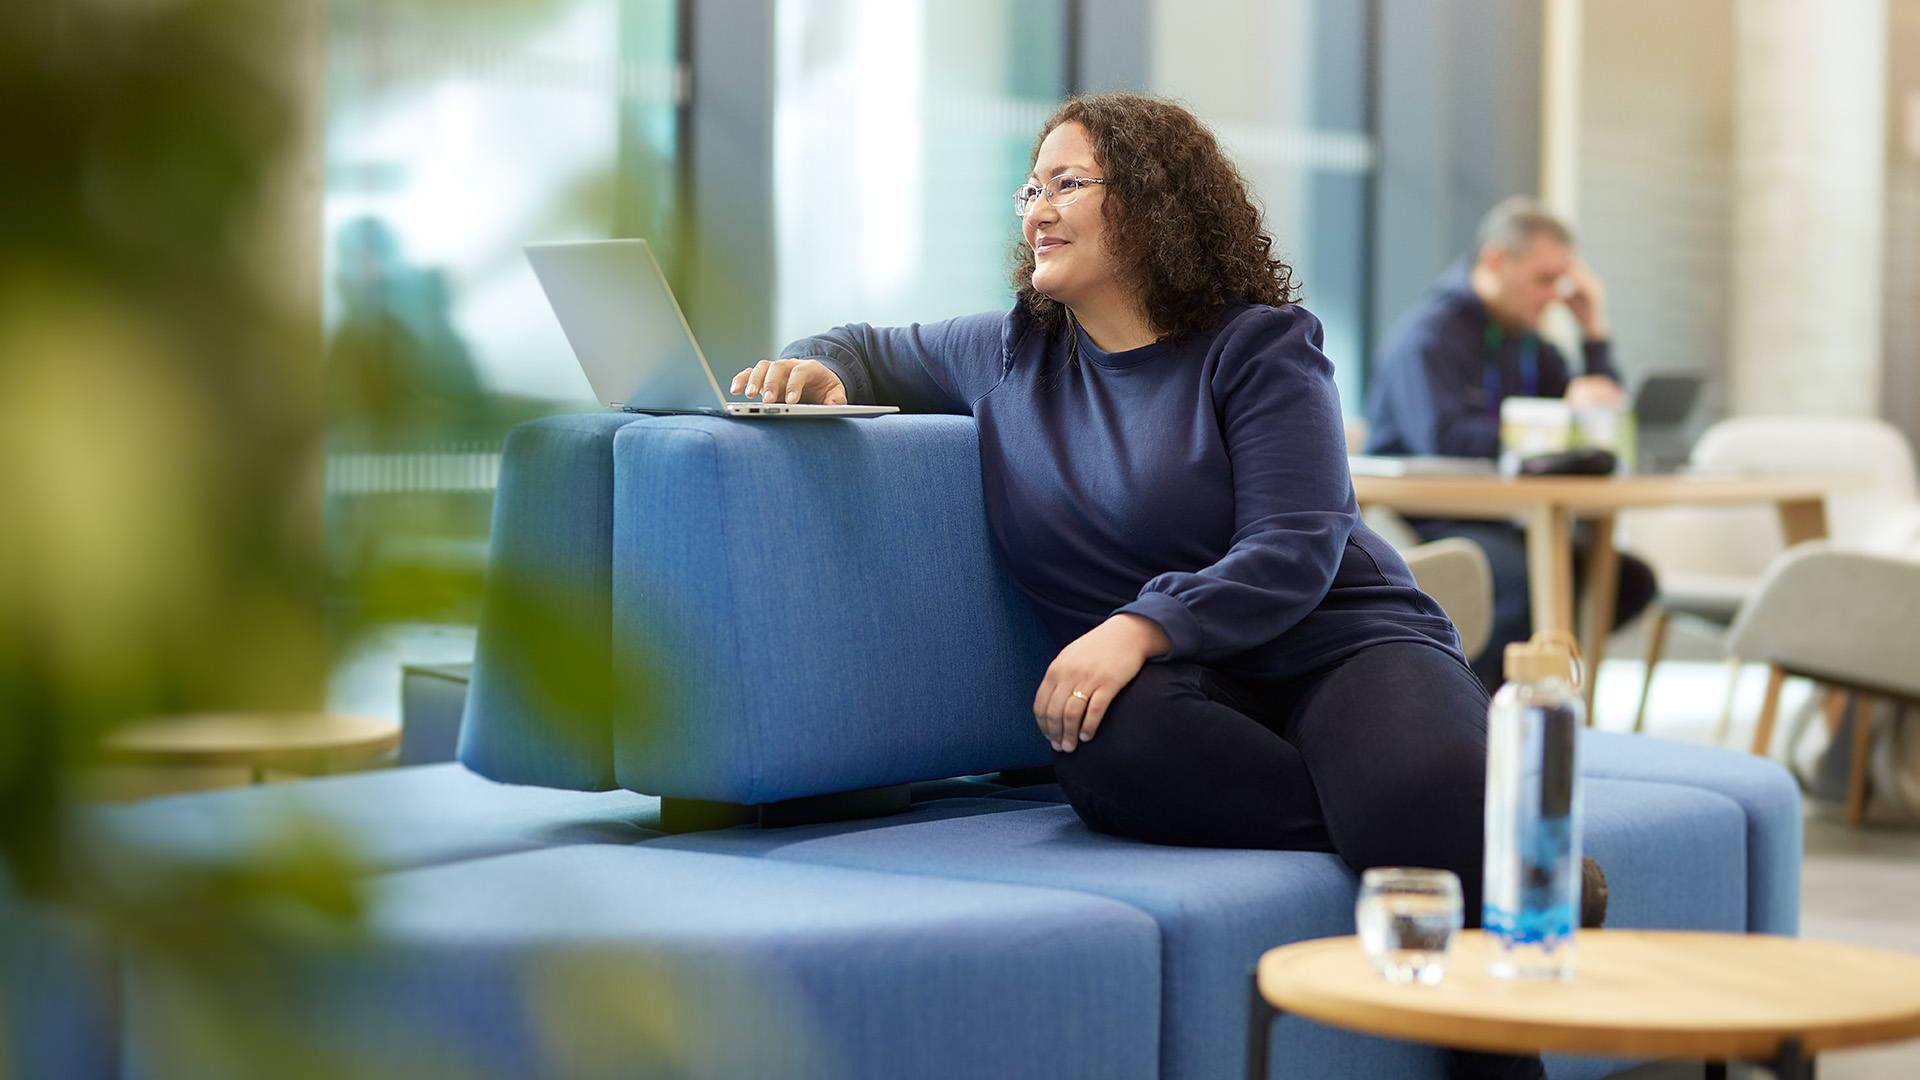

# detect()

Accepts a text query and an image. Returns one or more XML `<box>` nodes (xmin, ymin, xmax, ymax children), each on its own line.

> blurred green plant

<box><xmin>3</xmin><ymin>0</ymin><xmax>328</xmax><ymax>886</ymax></box>
<box><xmin>0</xmin><ymin>0</ymin><xmax>686</xmax><ymax>1076</ymax></box>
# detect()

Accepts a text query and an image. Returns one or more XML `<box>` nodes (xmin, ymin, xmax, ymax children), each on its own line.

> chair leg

<box><xmin>1632</xmin><ymin>608</ymin><xmax>1672</xmax><ymax>734</ymax></box>
<box><xmin>1822</xmin><ymin>688</ymin><xmax>1850</xmax><ymax>735</ymax></box>
<box><xmin>1751</xmin><ymin>665</ymin><xmax>1787</xmax><ymax>756</ymax></box>
<box><xmin>1847</xmin><ymin>693</ymin><xmax>1877</xmax><ymax>828</ymax></box>
<box><xmin>1710</xmin><ymin>657</ymin><xmax>1742</xmax><ymax>746</ymax></box>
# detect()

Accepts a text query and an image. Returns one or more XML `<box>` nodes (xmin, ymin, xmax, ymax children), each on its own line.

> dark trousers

<box><xmin>1410</xmin><ymin>518</ymin><xmax>1659</xmax><ymax>691</ymax></box>
<box><xmin>1053</xmin><ymin>642</ymin><xmax>1543</xmax><ymax>1080</ymax></box>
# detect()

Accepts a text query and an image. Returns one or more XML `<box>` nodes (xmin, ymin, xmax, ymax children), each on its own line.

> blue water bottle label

<box><xmin>1484</xmin><ymin>902</ymin><xmax>1575</xmax><ymax>946</ymax></box>
<box><xmin>1487</xmin><ymin>815</ymin><xmax>1575</xmax><ymax>948</ymax></box>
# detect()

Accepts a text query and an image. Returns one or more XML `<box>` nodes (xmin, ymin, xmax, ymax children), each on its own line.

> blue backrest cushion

<box><xmin>610</xmin><ymin>415</ymin><xmax>1055</xmax><ymax>803</ymax></box>
<box><xmin>459</xmin><ymin>413</ymin><xmax>643</xmax><ymax>790</ymax></box>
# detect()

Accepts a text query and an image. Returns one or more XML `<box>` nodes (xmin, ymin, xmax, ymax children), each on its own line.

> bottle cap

<box><xmin>1502</xmin><ymin>630</ymin><xmax>1583</xmax><ymax>686</ymax></box>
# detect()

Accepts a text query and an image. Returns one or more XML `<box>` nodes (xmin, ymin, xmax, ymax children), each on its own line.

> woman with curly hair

<box><xmin>732</xmin><ymin>94</ymin><xmax>1565</xmax><ymax>1079</ymax></box>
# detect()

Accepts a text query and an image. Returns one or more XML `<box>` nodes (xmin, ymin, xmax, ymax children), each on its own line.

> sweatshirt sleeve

<box><xmin>1578</xmin><ymin>338</ymin><xmax>1616</xmax><ymax>382</ymax></box>
<box><xmin>1113</xmin><ymin>307</ymin><xmax>1360</xmax><ymax>663</ymax></box>
<box><xmin>1375</xmin><ymin>313</ymin><xmax>1501</xmax><ymax>459</ymax></box>
<box><xmin>1537</xmin><ymin>336</ymin><xmax>1616</xmax><ymax>399</ymax></box>
<box><xmin>777</xmin><ymin>310</ymin><xmax>1011</xmax><ymax>414</ymax></box>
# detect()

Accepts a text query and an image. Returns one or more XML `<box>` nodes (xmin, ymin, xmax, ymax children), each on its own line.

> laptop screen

<box><xmin>1633</xmin><ymin>374</ymin><xmax>1704</xmax><ymax>428</ymax></box>
<box><xmin>525</xmin><ymin>240</ymin><xmax>725</xmax><ymax>411</ymax></box>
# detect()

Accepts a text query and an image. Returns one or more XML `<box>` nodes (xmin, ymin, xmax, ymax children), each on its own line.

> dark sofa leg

<box><xmin>1247</xmin><ymin>969</ymin><xmax>1275</xmax><ymax>1080</ymax></box>
<box><xmin>660</xmin><ymin>784</ymin><xmax>913</xmax><ymax>833</ymax></box>
<box><xmin>1771</xmin><ymin>1037</ymin><xmax>1813</xmax><ymax>1080</ymax></box>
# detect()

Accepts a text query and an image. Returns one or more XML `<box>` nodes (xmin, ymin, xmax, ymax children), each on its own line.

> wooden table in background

<box><xmin>1352</xmin><ymin>472</ymin><xmax>1842</xmax><ymax>715</ymax></box>
<box><xmin>100</xmin><ymin>712</ymin><xmax>400</xmax><ymax>784</ymax></box>
<box><xmin>1250</xmin><ymin>930</ymin><xmax>1920</xmax><ymax>1080</ymax></box>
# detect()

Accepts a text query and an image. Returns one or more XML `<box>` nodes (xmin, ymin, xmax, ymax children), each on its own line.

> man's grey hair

<box><xmin>1475</xmin><ymin>196</ymin><xmax>1574</xmax><ymax>255</ymax></box>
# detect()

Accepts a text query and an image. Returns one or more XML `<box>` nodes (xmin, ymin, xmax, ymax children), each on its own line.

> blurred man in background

<box><xmin>327</xmin><ymin>216</ymin><xmax>483</xmax><ymax>447</ymax></box>
<box><xmin>1364</xmin><ymin>197</ymin><xmax>1657</xmax><ymax>689</ymax></box>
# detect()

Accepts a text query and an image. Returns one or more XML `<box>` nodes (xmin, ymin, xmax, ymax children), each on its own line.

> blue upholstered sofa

<box><xmin>21</xmin><ymin>413</ymin><xmax>1803</xmax><ymax>1079</ymax></box>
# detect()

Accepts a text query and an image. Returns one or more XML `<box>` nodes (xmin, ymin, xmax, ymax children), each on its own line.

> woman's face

<box><xmin>1022</xmin><ymin>121</ymin><xmax>1119</xmax><ymax>312</ymax></box>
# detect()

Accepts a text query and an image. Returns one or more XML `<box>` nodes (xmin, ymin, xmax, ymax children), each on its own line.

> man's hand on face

<box><xmin>1561</xmin><ymin>257</ymin><xmax>1609</xmax><ymax>340</ymax></box>
<box><xmin>1565</xmin><ymin>374</ymin><xmax>1626</xmax><ymax>411</ymax></box>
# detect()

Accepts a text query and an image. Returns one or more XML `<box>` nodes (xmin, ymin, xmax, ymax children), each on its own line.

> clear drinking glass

<box><xmin>1356</xmin><ymin>867</ymin><xmax>1464</xmax><ymax>985</ymax></box>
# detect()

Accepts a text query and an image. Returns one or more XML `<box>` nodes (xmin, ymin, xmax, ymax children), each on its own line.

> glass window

<box><xmin>325</xmin><ymin>0</ymin><xmax>681</xmax><ymax>430</ymax></box>
<box><xmin>1143</xmin><ymin>0</ymin><xmax>1373</xmax><ymax>411</ymax></box>
<box><xmin>771</xmin><ymin>0</ymin><xmax>1068</xmax><ymax>345</ymax></box>
<box><xmin>321</xmin><ymin>0</ymin><xmax>680</xmax><ymax>656</ymax></box>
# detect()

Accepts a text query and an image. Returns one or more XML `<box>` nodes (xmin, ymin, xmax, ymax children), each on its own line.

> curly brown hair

<box><xmin>1013</xmin><ymin>93</ymin><xmax>1301</xmax><ymax>341</ymax></box>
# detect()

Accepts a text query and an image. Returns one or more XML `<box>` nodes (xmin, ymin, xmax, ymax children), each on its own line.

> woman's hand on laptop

<box><xmin>730</xmin><ymin>359</ymin><xmax>848</xmax><ymax>405</ymax></box>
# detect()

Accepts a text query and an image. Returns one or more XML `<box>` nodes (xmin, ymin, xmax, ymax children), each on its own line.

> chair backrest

<box><xmin>1621</xmin><ymin>416</ymin><xmax>1919</xmax><ymax>582</ymax></box>
<box><xmin>1691</xmin><ymin>417</ymin><xmax>1917</xmax><ymax>548</ymax></box>
<box><xmin>1728</xmin><ymin>542</ymin><xmax>1920</xmax><ymax>697</ymax></box>
<box><xmin>1398</xmin><ymin>537</ymin><xmax>1492</xmax><ymax>660</ymax></box>
<box><xmin>1343</xmin><ymin>417</ymin><xmax>1369</xmax><ymax>455</ymax></box>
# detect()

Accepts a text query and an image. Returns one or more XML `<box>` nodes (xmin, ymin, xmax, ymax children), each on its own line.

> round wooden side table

<box><xmin>1249</xmin><ymin>930</ymin><xmax>1920</xmax><ymax>1080</ymax></box>
<box><xmin>100</xmin><ymin>712</ymin><xmax>401</xmax><ymax>785</ymax></box>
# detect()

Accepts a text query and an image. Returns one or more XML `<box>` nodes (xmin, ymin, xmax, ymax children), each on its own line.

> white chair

<box><xmin>1622</xmin><ymin>417</ymin><xmax>1919</xmax><ymax>739</ymax></box>
<box><xmin>1727</xmin><ymin>540</ymin><xmax>1920</xmax><ymax>825</ymax></box>
<box><xmin>1399</xmin><ymin>537</ymin><xmax>1493</xmax><ymax>661</ymax></box>
<box><xmin>1343</xmin><ymin>417</ymin><xmax>1369</xmax><ymax>455</ymax></box>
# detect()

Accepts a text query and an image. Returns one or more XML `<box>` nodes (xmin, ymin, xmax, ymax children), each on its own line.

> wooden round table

<box><xmin>1249</xmin><ymin>930</ymin><xmax>1920</xmax><ymax>1080</ymax></box>
<box><xmin>100</xmin><ymin>712</ymin><xmax>401</xmax><ymax>784</ymax></box>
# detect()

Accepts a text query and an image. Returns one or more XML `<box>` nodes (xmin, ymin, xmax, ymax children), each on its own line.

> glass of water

<box><xmin>1356</xmin><ymin>867</ymin><xmax>1463</xmax><ymax>985</ymax></box>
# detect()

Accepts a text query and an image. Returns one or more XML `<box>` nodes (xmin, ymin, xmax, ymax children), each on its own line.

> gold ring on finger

<box><xmin>1070</xmin><ymin>689</ymin><xmax>1088</xmax><ymax>702</ymax></box>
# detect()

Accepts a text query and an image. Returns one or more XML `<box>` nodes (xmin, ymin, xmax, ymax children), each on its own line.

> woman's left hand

<box><xmin>1033</xmin><ymin>614</ymin><xmax>1172</xmax><ymax>753</ymax></box>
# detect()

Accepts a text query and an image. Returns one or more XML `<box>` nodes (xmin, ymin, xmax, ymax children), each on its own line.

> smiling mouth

<box><xmin>1035</xmin><ymin>239</ymin><xmax>1068</xmax><ymax>253</ymax></box>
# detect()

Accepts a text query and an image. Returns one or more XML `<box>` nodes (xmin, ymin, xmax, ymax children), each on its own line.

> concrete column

<box><xmin>1540</xmin><ymin>0</ymin><xmax>1584</xmax><ymax>222</ymax></box>
<box><xmin>1729</xmin><ymin>0</ymin><xmax>1888</xmax><ymax>417</ymax></box>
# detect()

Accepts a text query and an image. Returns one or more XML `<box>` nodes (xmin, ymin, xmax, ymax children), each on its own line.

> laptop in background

<box><xmin>1634</xmin><ymin>373</ymin><xmax>1707</xmax><ymax>472</ymax></box>
<box><xmin>1634</xmin><ymin>374</ymin><xmax>1704</xmax><ymax>429</ymax></box>
<box><xmin>525</xmin><ymin>239</ymin><xmax>896</xmax><ymax>419</ymax></box>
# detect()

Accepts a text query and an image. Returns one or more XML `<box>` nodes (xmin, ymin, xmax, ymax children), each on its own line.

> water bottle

<box><xmin>1483</xmin><ymin>631</ymin><xmax>1584</xmax><ymax>979</ymax></box>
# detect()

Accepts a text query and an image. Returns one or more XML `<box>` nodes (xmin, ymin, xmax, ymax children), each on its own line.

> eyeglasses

<box><xmin>1014</xmin><ymin>175</ymin><xmax>1107</xmax><ymax>217</ymax></box>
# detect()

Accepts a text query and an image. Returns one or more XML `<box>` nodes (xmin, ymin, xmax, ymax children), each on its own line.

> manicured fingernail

<box><xmin>1079</xmin><ymin>730</ymin><xmax>1092</xmax><ymax>742</ymax></box>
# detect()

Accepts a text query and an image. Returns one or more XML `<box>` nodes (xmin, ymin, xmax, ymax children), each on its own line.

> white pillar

<box><xmin>1729</xmin><ymin>0</ymin><xmax>1887</xmax><ymax>417</ymax></box>
<box><xmin>1540</xmin><ymin>0</ymin><xmax>1584</xmax><ymax>222</ymax></box>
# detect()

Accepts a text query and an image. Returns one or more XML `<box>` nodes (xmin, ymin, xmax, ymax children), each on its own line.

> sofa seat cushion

<box><xmin>22</xmin><ymin>765</ymin><xmax>661</xmax><ymax>1080</ymax></box>
<box><xmin>1579</xmin><ymin>730</ymin><xmax>1802</xmax><ymax>934</ymax></box>
<box><xmin>123</xmin><ymin>844</ymin><xmax>1161</xmax><ymax>1080</ymax></box>
<box><xmin>654</xmin><ymin>777</ymin><xmax>1750</xmax><ymax>1080</ymax></box>
<box><xmin>1</xmin><ymin>906</ymin><xmax>116</xmax><ymax>1080</ymax></box>
<box><xmin>998</xmin><ymin>732</ymin><xmax>1803</xmax><ymax>937</ymax></box>
<box><xmin>93</xmin><ymin>763</ymin><xmax>663</xmax><ymax>872</ymax></box>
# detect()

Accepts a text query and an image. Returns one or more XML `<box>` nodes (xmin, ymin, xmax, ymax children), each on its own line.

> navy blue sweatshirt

<box><xmin>781</xmin><ymin>302</ymin><xmax>1462</xmax><ymax>681</ymax></box>
<box><xmin>1363</xmin><ymin>262</ymin><xmax>1616</xmax><ymax>458</ymax></box>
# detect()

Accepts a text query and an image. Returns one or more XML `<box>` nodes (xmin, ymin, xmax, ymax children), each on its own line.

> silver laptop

<box><xmin>525</xmin><ymin>239</ymin><xmax>897</xmax><ymax>418</ymax></box>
